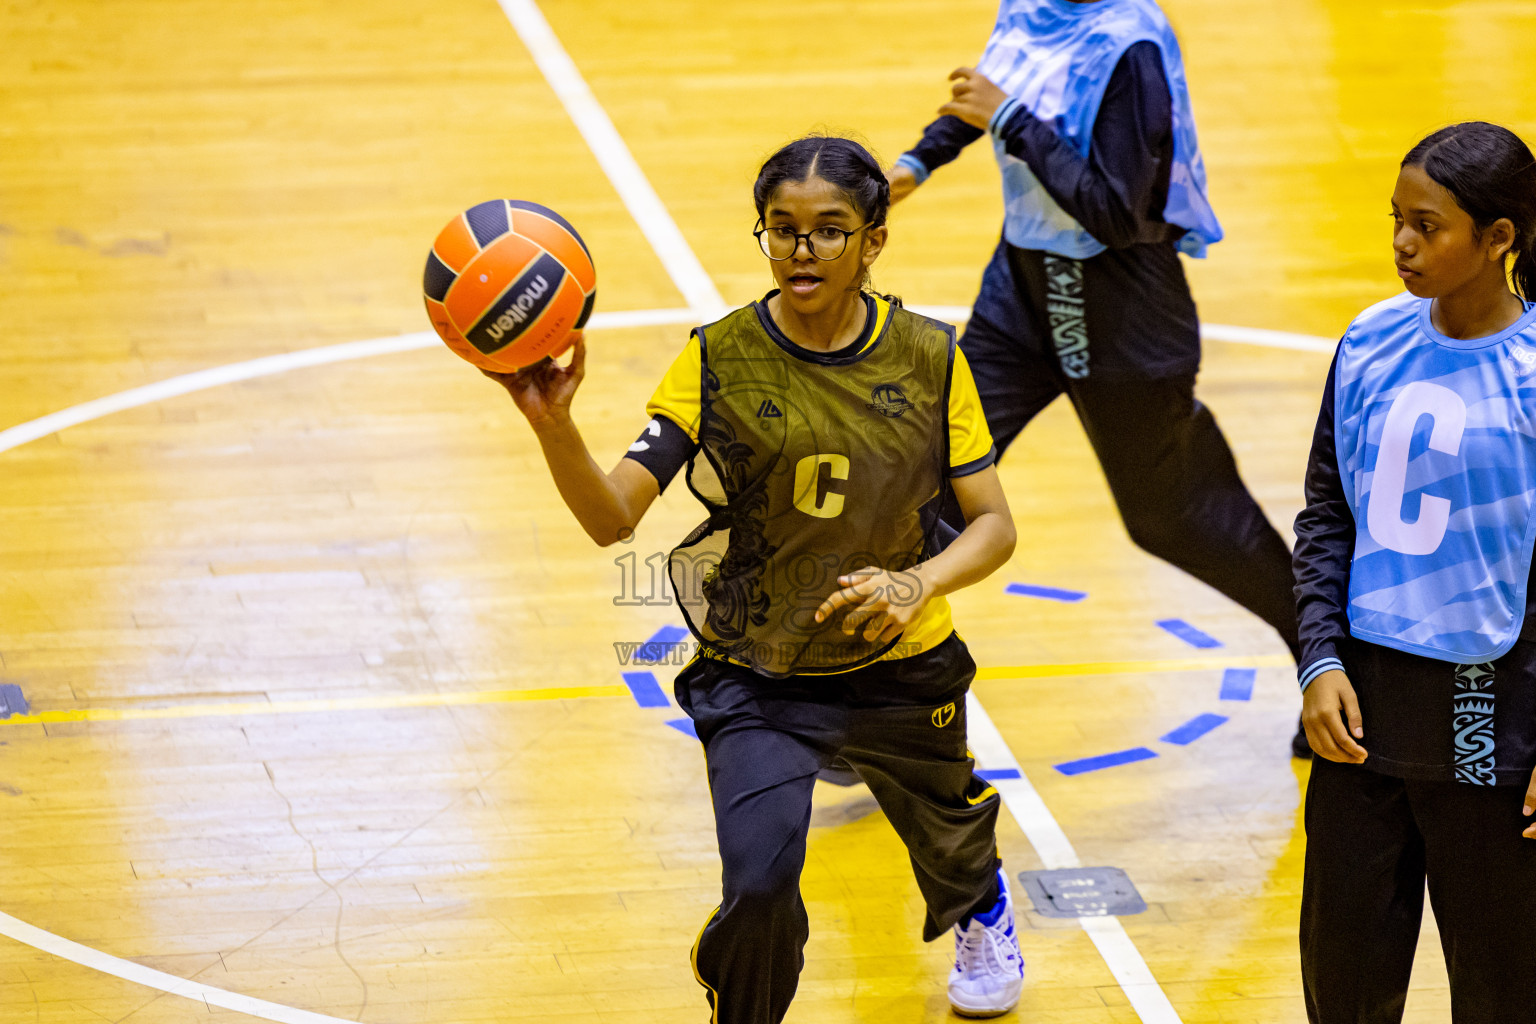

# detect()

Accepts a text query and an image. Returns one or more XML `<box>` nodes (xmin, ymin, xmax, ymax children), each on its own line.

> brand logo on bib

<box><xmin>931</xmin><ymin>702</ymin><xmax>956</xmax><ymax>728</ymax></box>
<box><xmin>1511</xmin><ymin>344</ymin><xmax>1536</xmax><ymax>378</ymax></box>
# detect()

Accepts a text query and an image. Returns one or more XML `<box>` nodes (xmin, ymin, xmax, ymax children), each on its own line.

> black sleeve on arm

<box><xmin>904</xmin><ymin>115</ymin><xmax>986</xmax><ymax>176</ymax></box>
<box><xmin>622</xmin><ymin>415</ymin><xmax>696</xmax><ymax>492</ymax></box>
<box><xmin>1292</xmin><ymin>352</ymin><xmax>1355</xmax><ymax>679</ymax></box>
<box><xmin>992</xmin><ymin>40</ymin><xmax>1175</xmax><ymax>248</ymax></box>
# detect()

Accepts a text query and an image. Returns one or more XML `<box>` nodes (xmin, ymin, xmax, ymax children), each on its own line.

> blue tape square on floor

<box><xmin>634</xmin><ymin>624</ymin><xmax>690</xmax><ymax>664</ymax></box>
<box><xmin>1156</xmin><ymin>618</ymin><xmax>1222</xmax><ymax>649</ymax></box>
<box><xmin>1160</xmin><ymin>713</ymin><xmax>1228</xmax><ymax>745</ymax></box>
<box><xmin>665</xmin><ymin>718</ymin><xmax>698</xmax><ymax>739</ymax></box>
<box><xmin>622</xmin><ymin>671</ymin><xmax>670</xmax><ymax>708</ymax></box>
<box><xmin>1005</xmin><ymin>583</ymin><xmax>1087</xmax><ymax>603</ymax></box>
<box><xmin>1219</xmin><ymin>667</ymin><xmax>1256</xmax><ymax>701</ymax></box>
<box><xmin>1054</xmin><ymin>748</ymin><xmax>1158</xmax><ymax>775</ymax></box>
<box><xmin>976</xmin><ymin>768</ymin><xmax>1022</xmax><ymax>781</ymax></box>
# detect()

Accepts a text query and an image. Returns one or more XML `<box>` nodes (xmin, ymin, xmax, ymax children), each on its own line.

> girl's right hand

<box><xmin>481</xmin><ymin>331</ymin><xmax>585</xmax><ymax>430</ymax></box>
<box><xmin>1302</xmin><ymin>668</ymin><xmax>1368</xmax><ymax>763</ymax></box>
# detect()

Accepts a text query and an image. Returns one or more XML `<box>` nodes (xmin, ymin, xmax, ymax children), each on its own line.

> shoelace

<box><xmin>954</xmin><ymin>920</ymin><xmax>1019</xmax><ymax>978</ymax></box>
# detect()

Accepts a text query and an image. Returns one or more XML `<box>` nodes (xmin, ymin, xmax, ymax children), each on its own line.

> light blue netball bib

<box><xmin>1335</xmin><ymin>293</ymin><xmax>1536</xmax><ymax>661</ymax></box>
<box><xmin>976</xmin><ymin>0</ymin><xmax>1222</xmax><ymax>258</ymax></box>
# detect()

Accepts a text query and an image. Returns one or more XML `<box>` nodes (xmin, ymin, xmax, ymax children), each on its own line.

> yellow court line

<box><xmin>0</xmin><ymin>685</ymin><xmax>630</xmax><ymax>726</ymax></box>
<box><xmin>975</xmin><ymin>653</ymin><xmax>1295</xmax><ymax>681</ymax></box>
<box><xmin>0</xmin><ymin>656</ymin><xmax>1295</xmax><ymax>727</ymax></box>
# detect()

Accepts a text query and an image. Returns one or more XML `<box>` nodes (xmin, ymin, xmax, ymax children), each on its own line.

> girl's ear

<box><xmin>1486</xmin><ymin>217</ymin><xmax>1517</xmax><ymax>263</ymax></box>
<box><xmin>862</xmin><ymin>225</ymin><xmax>888</xmax><ymax>268</ymax></box>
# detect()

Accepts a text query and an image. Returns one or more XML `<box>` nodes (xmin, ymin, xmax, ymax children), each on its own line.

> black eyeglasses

<box><xmin>753</xmin><ymin>221</ymin><xmax>869</xmax><ymax>261</ymax></box>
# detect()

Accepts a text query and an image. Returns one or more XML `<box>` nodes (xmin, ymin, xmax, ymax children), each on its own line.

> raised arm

<box><xmin>940</xmin><ymin>42</ymin><xmax>1180</xmax><ymax>248</ymax></box>
<box><xmin>484</xmin><ymin>335</ymin><xmax>662</xmax><ymax>546</ymax></box>
<box><xmin>889</xmin><ymin>115</ymin><xmax>987</xmax><ymax>203</ymax></box>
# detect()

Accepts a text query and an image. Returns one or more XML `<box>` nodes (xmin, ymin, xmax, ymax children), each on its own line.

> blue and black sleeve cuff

<box><xmin>988</xmin><ymin>97</ymin><xmax>1024</xmax><ymax>136</ymax></box>
<box><xmin>1298</xmin><ymin>657</ymin><xmax>1345</xmax><ymax>693</ymax></box>
<box><xmin>894</xmin><ymin>153</ymin><xmax>930</xmax><ymax>185</ymax></box>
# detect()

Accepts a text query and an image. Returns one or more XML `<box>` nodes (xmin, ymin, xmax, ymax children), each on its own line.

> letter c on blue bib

<box><xmin>1366</xmin><ymin>380</ymin><xmax>1466</xmax><ymax>556</ymax></box>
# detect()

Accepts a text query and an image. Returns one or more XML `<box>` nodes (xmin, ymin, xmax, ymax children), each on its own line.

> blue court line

<box><xmin>1160</xmin><ymin>713</ymin><xmax>1228</xmax><ymax>746</ymax></box>
<box><xmin>1006</xmin><ymin>583</ymin><xmax>1087</xmax><ymax>603</ymax></box>
<box><xmin>665</xmin><ymin>717</ymin><xmax>698</xmax><ymax>739</ymax></box>
<box><xmin>1053</xmin><ymin>747</ymin><xmax>1158</xmax><ymax>775</ymax></box>
<box><xmin>621</xmin><ymin>671</ymin><xmax>670</xmax><ymax>708</ymax></box>
<box><xmin>976</xmin><ymin>768</ymin><xmax>1022</xmax><ymax>781</ymax></box>
<box><xmin>1155</xmin><ymin>618</ymin><xmax>1222</xmax><ymax>649</ymax></box>
<box><xmin>1219</xmin><ymin>667</ymin><xmax>1256</xmax><ymax>701</ymax></box>
<box><xmin>633</xmin><ymin>624</ymin><xmax>691</xmax><ymax>664</ymax></box>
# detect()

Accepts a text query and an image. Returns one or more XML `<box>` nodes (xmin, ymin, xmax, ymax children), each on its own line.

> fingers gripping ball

<box><xmin>422</xmin><ymin>200</ymin><xmax>596</xmax><ymax>371</ymax></box>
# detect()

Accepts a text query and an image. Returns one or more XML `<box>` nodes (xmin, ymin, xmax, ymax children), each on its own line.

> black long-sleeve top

<box><xmin>1291</xmin><ymin>355</ymin><xmax>1354</xmax><ymax>688</ymax></box>
<box><xmin>898</xmin><ymin>40</ymin><xmax>1182</xmax><ymax>251</ymax></box>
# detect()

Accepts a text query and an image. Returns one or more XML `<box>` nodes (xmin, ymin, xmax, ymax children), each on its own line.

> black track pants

<box><xmin>1301</xmin><ymin>756</ymin><xmax>1536</xmax><ymax>1023</ymax></box>
<box><xmin>674</xmin><ymin>635</ymin><xmax>1002</xmax><ymax>1024</ymax></box>
<box><xmin>945</xmin><ymin>239</ymin><xmax>1300</xmax><ymax>657</ymax></box>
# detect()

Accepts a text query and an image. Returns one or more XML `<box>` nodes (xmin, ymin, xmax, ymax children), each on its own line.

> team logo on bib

<box><xmin>931</xmin><ymin>702</ymin><xmax>956</xmax><ymax>728</ymax></box>
<box><xmin>867</xmin><ymin>383</ymin><xmax>913</xmax><ymax>419</ymax></box>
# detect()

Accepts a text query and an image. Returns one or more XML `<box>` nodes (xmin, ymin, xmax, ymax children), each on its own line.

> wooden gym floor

<box><xmin>2</xmin><ymin>1</ymin><xmax>1534</xmax><ymax>1021</ymax></box>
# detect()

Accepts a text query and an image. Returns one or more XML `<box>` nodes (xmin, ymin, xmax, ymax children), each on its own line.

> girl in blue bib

<box><xmin>890</xmin><ymin>0</ymin><xmax>1313</xmax><ymax>758</ymax></box>
<box><xmin>1293</xmin><ymin>122</ymin><xmax>1536</xmax><ymax>1023</ymax></box>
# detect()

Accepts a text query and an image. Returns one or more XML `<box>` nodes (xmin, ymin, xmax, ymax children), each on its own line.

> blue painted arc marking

<box><xmin>976</xmin><ymin>768</ymin><xmax>1022</xmax><ymax>781</ymax></box>
<box><xmin>1219</xmin><ymin>667</ymin><xmax>1256</xmax><ymax>701</ymax></box>
<box><xmin>1156</xmin><ymin>618</ymin><xmax>1222</xmax><ymax>649</ymax></box>
<box><xmin>0</xmin><ymin>684</ymin><xmax>28</xmax><ymax>719</ymax></box>
<box><xmin>621</xmin><ymin>671</ymin><xmax>670</xmax><ymax>708</ymax></box>
<box><xmin>1054</xmin><ymin>748</ymin><xmax>1158</xmax><ymax>775</ymax></box>
<box><xmin>1006</xmin><ymin>583</ymin><xmax>1088</xmax><ymax>603</ymax></box>
<box><xmin>1160</xmin><ymin>713</ymin><xmax>1228</xmax><ymax>746</ymax></box>
<box><xmin>634</xmin><ymin>624</ymin><xmax>690</xmax><ymax>664</ymax></box>
<box><xmin>665</xmin><ymin>717</ymin><xmax>698</xmax><ymax>739</ymax></box>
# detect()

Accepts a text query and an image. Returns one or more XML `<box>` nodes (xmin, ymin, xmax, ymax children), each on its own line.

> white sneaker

<box><xmin>947</xmin><ymin>867</ymin><xmax>1024</xmax><ymax>1018</ymax></box>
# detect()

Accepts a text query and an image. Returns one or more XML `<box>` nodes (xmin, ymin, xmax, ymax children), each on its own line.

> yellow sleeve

<box><xmin>645</xmin><ymin>334</ymin><xmax>703</xmax><ymax>441</ymax></box>
<box><xmin>947</xmin><ymin>347</ymin><xmax>996</xmax><ymax>473</ymax></box>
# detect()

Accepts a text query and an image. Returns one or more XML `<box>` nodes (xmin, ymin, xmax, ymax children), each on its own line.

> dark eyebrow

<box><xmin>765</xmin><ymin>206</ymin><xmax>856</xmax><ymax>219</ymax></box>
<box><xmin>1390</xmin><ymin>199</ymin><xmax>1445</xmax><ymax>217</ymax></box>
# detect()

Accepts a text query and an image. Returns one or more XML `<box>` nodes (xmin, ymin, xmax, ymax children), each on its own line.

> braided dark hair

<box><xmin>753</xmin><ymin>135</ymin><xmax>899</xmax><ymax>302</ymax></box>
<box><xmin>1404</xmin><ymin>122</ymin><xmax>1536</xmax><ymax>300</ymax></box>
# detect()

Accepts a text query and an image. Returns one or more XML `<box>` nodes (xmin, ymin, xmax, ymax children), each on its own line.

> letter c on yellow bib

<box><xmin>792</xmin><ymin>454</ymin><xmax>849</xmax><ymax>518</ymax></box>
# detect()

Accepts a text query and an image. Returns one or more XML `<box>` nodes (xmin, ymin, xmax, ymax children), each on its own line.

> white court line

<box><xmin>967</xmin><ymin>696</ymin><xmax>1183</xmax><ymax>1024</ymax></box>
<box><xmin>0</xmin><ymin>910</ymin><xmax>358</xmax><ymax>1024</ymax></box>
<box><xmin>0</xmin><ymin>308</ymin><xmax>691</xmax><ymax>456</ymax></box>
<box><xmin>494</xmin><ymin>0</ymin><xmax>727</xmax><ymax>317</ymax></box>
<box><xmin>0</xmin><ymin>312</ymin><xmax>1334</xmax><ymax>458</ymax></box>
